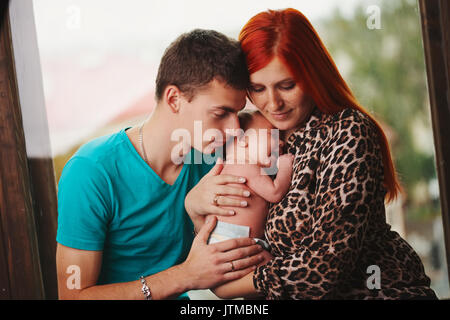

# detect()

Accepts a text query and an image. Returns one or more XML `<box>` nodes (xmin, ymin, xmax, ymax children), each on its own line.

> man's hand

<box><xmin>180</xmin><ymin>216</ymin><xmax>265</xmax><ymax>290</ymax></box>
<box><xmin>211</xmin><ymin>247</ymin><xmax>273</xmax><ymax>299</ymax></box>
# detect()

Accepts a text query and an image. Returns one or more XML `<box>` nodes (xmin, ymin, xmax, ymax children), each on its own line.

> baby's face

<box><xmin>230</xmin><ymin>114</ymin><xmax>282</xmax><ymax>164</ymax></box>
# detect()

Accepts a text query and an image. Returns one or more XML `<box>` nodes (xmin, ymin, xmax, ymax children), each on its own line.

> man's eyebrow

<box><xmin>212</xmin><ymin>106</ymin><xmax>240</xmax><ymax>112</ymax></box>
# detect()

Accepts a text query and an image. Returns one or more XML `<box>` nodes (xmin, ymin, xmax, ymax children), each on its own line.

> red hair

<box><xmin>239</xmin><ymin>8</ymin><xmax>401</xmax><ymax>202</ymax></box>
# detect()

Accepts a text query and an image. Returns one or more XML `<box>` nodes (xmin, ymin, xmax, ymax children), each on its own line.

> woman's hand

<box><xmin>180</xmin><ymin>216</ymin><xmax>265</xmax><ymax>290</ymax></box>
<box><xmin>185</xmin><ymin>158</ymin><xmax>251</xmax><ymax>232</ymax></box>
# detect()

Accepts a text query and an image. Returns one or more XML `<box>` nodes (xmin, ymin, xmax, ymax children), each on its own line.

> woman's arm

<box><xmin>212</xmin><ymin>272</ymin><xmax>258</xmax><ymax>299</ymax></box>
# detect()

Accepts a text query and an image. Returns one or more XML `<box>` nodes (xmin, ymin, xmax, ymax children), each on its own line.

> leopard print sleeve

<box><xmin>253</xmin><ymin>109</ymin><xmax>386</xmax><ymax>299</ymax></box>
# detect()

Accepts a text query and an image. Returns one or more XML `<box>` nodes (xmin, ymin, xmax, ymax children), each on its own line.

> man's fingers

<box><xmin>222</xmin><ymin>266</ymin><xmax>256</xmax><ymax>282</ymax></box>
<box><xmin>219</xmin><ymin>253</ymin><xmax>263</xmax><ymax>274</ymax></box>
<box><xmin>219</xmin><ymin>244</ymin><xmax>263</xmax><ymax>264</ymax></box>
<box><xmin>197</xmin><ymin>215</ymin><xmax>217</xmax><ymax>243</ymax></box>
<box><xmin>211</xmin><ymin>237</ymin><xmax>256</xmax><ymax>252</ymax></box>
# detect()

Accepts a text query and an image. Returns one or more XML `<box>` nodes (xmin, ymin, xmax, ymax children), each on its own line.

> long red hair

<box><xmin>239</xmin><ymin>8</ymin><xmax>401</xmax><ymax>202</ymax></box>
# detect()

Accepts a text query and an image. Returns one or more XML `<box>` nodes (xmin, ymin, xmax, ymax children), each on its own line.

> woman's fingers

<box><xmin>217</xmin><ymin>185</ymin><xmax>251</xmax><ymax>198</ymax></box>
<box><xmin>213</xmin><ymin>195</ymin><xmax>249</xmax><ymax>209</ymax></box>
<box><xmin>214</xmin><ymin>174</ymin><xmax>247</xmax><ymax>185</ymax></box>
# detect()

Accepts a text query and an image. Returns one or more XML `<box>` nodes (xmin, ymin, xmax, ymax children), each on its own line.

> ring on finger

<box><xmin>229</xmin><ymin>261</ymin><xmax>235</xmax><ymax>272</ymax></box>
<box><xmin>213</xmin><ymin>194</ymin><xmax>220</xmax><ymax>206</ymax></box>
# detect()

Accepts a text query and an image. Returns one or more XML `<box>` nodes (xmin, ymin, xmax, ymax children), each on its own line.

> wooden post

<box><xmin>0</xmin><ymin>10</ymin><xmax>45</xmax><ymax>299</ymax></box>
<box><xmin>0</xmin><ymin>0</ymin><xmax>58</xmax><ymax>299</ymax></box>
<box><xmin>419</xmin><ymin>0</ymin><xmax>450</xmax><ymax>284</ymax></box>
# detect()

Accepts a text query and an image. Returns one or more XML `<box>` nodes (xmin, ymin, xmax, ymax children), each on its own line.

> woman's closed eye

<box><xmin>249</xmin><ymin>85</ymin><xmax>265</xmax><ymax>93</ymax></box>
<box><xmin>249</xmin><ymin>82</ymin><xmax>296</xmax><ymax>93</ymax></box>
<box><xmin>279</xmin><ymin>82</ymin><xmax>296</xmax><ymax>90</ymax></box>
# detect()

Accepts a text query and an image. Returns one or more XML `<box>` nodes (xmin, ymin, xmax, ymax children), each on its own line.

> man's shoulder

<box><xmin>60</xmin><ymin>128</ymin><xmax>130</xmax><ymax>184</ymax></box>
<box><xmin>75</xmin><ymin>128</ymin><xmax>128</xmax><ymax>161</ymax></box>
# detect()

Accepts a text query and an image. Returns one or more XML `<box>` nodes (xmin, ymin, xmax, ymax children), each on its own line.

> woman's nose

<box><xmin>266</xmin><ymin>90</ymin><xmax>283</xmax><ymax>111</ymax></box>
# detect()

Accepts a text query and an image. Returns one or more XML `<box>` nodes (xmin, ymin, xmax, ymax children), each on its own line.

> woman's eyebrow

<box><xmin>250</xmin><ymin>78</ymin><xmax>294</xmax><ymax>86</ymax></box>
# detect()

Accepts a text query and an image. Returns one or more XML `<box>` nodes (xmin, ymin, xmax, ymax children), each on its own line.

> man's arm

<box><xmin>57</xmin><ymin>216</ymin><xmax>265</xmax><ymax>300</ymax></box>
<box><xmin>56</xmin><ymin>244</ymin><xmax>188</xmax><ymax>300</ymax></box>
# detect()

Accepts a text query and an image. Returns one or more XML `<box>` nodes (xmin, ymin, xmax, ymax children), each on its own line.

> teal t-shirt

<box><xmin>56</xmin><ymin>128</ymin><xmax>214</xmax><ymax>298</ymax></box>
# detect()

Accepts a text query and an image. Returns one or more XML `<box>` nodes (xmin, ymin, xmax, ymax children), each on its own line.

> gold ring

<box><xmin>213</xmin><ymin>195</ymin><xmax>220</xmax><ymax>206</ymax></box>
<box><xmin>230</xmin><ymin>261</ymin><xmax>235</xmax><ymax>272</ymax></box>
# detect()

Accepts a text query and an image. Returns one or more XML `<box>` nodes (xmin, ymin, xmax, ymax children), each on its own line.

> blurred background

<box><xmin>31</xmin><ymin>0</ymin><xmax>449</xmax><ymax>299</ymax></box>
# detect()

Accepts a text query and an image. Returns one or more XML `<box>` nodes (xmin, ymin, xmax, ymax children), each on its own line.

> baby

<box><xmin>208</xmin><ymin>110</ymin><xmax>294</xmax><ymax>248</ymax></box>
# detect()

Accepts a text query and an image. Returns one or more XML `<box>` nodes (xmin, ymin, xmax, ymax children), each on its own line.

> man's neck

<box><xmin>127</xmin><ymin>105</ymin><xmax>188</xmax><ymax>184</ymax></box>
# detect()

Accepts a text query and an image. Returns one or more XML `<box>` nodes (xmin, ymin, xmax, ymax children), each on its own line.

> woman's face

<box><xmin>248</xmin><ymin>57</ymin><xmax>315</xmax><ymax>137</ymax></box>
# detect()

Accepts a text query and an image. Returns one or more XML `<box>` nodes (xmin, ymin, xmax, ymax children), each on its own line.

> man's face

<box><xmin>177</xmin><ymin>79</ymin><xmax>247</xmax><ymax>153</ymax></box>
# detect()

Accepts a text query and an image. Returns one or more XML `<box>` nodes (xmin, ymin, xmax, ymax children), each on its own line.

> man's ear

<box><xmin>164</xmin><ymin>85</ymin><xmax>182</xmax><ymax>114</ymax></box>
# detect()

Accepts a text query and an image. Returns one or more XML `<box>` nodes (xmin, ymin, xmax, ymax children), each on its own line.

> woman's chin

<box><xmin>269</xmin><ymin>119</ymin><xmax>296</xmax><ymax>132</ymax></box>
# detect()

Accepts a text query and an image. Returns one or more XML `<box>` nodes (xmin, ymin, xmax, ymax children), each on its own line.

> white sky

<box><xmin>31</xmin><ymin>0</ymin><xmax>374</xmax><ymax>155</ymax></box>
<box><xmin>33</xmin><ymin>0</ymin><xmax>368</xmax><ymax>59</ymax></box>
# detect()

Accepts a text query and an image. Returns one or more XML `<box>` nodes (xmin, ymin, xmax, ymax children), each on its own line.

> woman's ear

<box><xmin>164</xmin><ymin>85</ymin><xmax>181</xmax><ymax>114</ymax></box>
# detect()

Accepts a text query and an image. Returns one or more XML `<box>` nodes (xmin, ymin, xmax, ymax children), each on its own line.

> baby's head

<box><xmin>225</xmin><ymin>110</ymin><xmax>281</xmax><ymax>164</ymax></box>
<box><xmin>239</xmin><ymin>110</ymin><xmax>273</xmax><ymax>131</ymax></box>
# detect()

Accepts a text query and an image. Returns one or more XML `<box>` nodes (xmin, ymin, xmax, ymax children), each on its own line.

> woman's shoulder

<box><xmin>325</xmin><ymin>107</ymin><xmax>379</xmax><ymax>139</ymax></box>
<box><xmin>329</xmin><ymin>107</ymin><xmax>373</xmax><ymax>126</ymax></box>
<box><xmin>287</xmin><ymin>107</ymin><xmax>379</xmax><ymax>150</ymax></box>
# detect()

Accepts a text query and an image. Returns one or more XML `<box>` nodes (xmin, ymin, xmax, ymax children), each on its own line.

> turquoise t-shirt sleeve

<box><xmin>56</xmin><ymin>156</ymin><xmax>112</xmax><ymax>251</ymax></box>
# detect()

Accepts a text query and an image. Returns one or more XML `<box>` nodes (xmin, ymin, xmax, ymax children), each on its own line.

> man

<box><xmin>56</xmin><ymin>29</ymin><xmax>264</xmax><ymax>300</ymax></box>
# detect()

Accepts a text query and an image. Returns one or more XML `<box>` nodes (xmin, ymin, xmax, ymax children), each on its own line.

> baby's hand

<box><xmin>277</xmin><ymin>153</ymin><xmax>294</xmax><ymax>169</ymax></box>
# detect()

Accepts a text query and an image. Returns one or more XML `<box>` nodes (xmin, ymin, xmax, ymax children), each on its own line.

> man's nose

<box><xmin>226</xmin><ymin>115</ymin><xmax>241</xmax><ymax>136</ymax></box>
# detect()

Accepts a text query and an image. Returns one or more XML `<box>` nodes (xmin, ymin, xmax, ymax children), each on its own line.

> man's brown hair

<box><xmin>155</xmin><ymin>29</ymin><xmax>250</xmax><ymax>102</ymax></box>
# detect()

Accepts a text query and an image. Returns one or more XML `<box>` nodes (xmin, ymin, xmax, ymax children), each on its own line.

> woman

<box><xmin>186</xmin><ymin>8</ymin><xmax>437</xmax><ymax>299</ymax></box>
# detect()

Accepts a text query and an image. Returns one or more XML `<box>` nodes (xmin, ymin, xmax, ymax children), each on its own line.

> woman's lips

<box><xmin>270</xmin><ymin>110</ymin><xmax>292</xmax><ymax>121</ymax></box>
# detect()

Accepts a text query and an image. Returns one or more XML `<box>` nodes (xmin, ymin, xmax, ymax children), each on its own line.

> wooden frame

<box><xmin>0</xmin><ymin>0</ymin><xmax>57</xmax><ymax>299</ymax></box>
<box><xmin>0</xmin><ymin>0</ymin><xmax>448</xmax><ymax>299</ymax></box>
<box><xmin>419</xmin><ymin>0</ymin><xmax>450</xmax><ymax>283</ymax></box>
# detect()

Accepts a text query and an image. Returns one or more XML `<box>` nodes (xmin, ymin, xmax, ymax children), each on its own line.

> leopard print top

<box><xmin>253</xmin><ymin>107</ymin><xmax>437</xmax><ymax>300</ymax></box>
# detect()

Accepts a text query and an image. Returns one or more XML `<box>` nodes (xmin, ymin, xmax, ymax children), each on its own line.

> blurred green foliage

<box><xmin>319</xmin><ymin>0</ymin><xmax>440</xmax><ymax>220</ymax></box>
